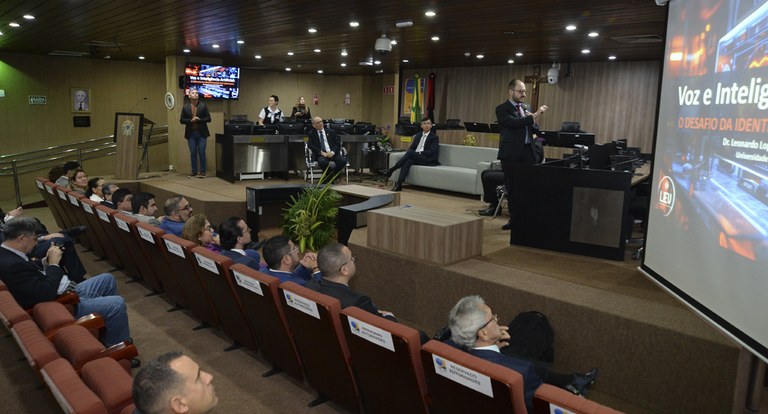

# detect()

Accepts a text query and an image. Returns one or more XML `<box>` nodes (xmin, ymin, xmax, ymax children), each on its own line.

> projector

<box><xmin>375</xmin><ymin>34</ymin><xmax>392</xmax><ymax>55</ymax></box>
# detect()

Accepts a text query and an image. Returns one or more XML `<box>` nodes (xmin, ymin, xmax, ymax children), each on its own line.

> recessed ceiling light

<box><xmin>341</xmin><ymin>49</ymin><xmax>348</xmax><ymax>56</ymax></box>
<box><xmin>464</xmin><ymin>52</ymin><xmax>471</xmax><ymax>57</ymax></box>
<box><xmin>23</xmin><ymin>15</ymin><xmax>35</xmax><ymax>20</ymax></box>
<box><xmin>566</xmin><ymin>25</ymin><xmax>577</xmax><ymax>31</ymax></box>
<box><xmin>374</xmin><ymin>60</ymin><xmax>381</xmax><ymax>65</ymax></box>
<box><xmin>308</xmin><ymin>28</ymin><xmax>317</xmax><ymax>33</ymax></box>
<box><xmin>431</xmin><ymin>36</ymin><xmax>440</xmax><ymax>41</ymax></box>
<box><xmin>138</xmin><ymin>56</ymin><xmax>145</xmax><ymax>60</ymax></box>
<box><xmin>425</xmin><ymin>10</ymin><xmax>436</xmax><ymax>17</ymax></box>
<box><xmin>375</xmin><ymin>69</ymin><xmax>384</xmax><ymax>74</ymax></box>
<box><xmin>212</xmin><ymin>44</ymin><xmax>220</xmax><ymax>48</ymax></box>
<box><xmin>581</xmin><ymin>49</ymin><xmax>591</xmax><ymax>54</ymax></box>
<box><xmin>9</xmin><ymin>22</ymin><xmax>20</xmax><ymax>27</ymax></box>
<box><xmin>287</xmin><ymin>51</ymin><xmax>294</xmax><ymax>56</ymax></box>
<box><xmin>508</xmin><ymin>59</ymin><xmax>515</xmax><ymax>64</ymax></box>
<box><xmin>314</xmin><ymin>48</ymin><xmax>321</xmax><ymax>53</ymax></box>
<box><xmin>390</xmin><ymin>40</ymin><xmax>397</xmax><ymax>45</ymax></box>
<box><xmin>476</xmin><ymin>54</ymin><xmax>484</xmax><ymax>59</ymax></box>
<box><xmin>588</xmin><ymin>31</ymin><xmax>599</xmax><ymax>37</ymax></box>
<box><xmin>317</xmin><ymin>69</ymin><xmax>324</xmax><ymax>74</ymax></box>
<box><xmin>349</xmin><ymin>21</ymin><xmax>359</xmax><ymax>27</ymax></box>
<box><xmin>254</xmin><ymin>54</ymin><xmax>262</xmax><ymax>59</ymax></box>
<box><xmin>182</xmin><ymin>48</ymin><xmax>191</xmax><ymax>53</ymax></box>
<box><xmin>104</xmin><ymin>55</ymin><xmax>111</xmax><ymax>59</ymax></box>
<box><xmin>402</xmin><ymin>59</ymin><xmax>409</xmax><ymax>63</ymax></box>
<box><xmin>608</xmin><ymin>55</ymin><xmax>617</xmax><ymax>60</ymax></box>
<box><xmin>237</xmin><ymin>40</ymin><xmax>245</xmax><ymax>44</ymax></box>
<box><xmin>515</xmin><ymin>52</ymin><xmax>523</xmax><ymax>57</ymax></box>
<box><xmin>340</xmin><ymin>63</ymin><xmax>347</xmax><ymax>67</ymax></box>
<box><xmin>285</xmin><ymin>67</ymin><xmax>291</xmax><ymax>71</ymax></box>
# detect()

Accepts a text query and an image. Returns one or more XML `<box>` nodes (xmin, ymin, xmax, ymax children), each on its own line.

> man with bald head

<box><xmin>307</xmin><ymin>116</ymin><xmax>346</xmax><ymax>179</ymax></box>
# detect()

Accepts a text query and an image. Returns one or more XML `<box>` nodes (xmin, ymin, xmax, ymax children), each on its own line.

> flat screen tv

<box><xmin>184</xmin><ymin>63</ymin><xmax>240</xmax><ymax>100</ymax></box>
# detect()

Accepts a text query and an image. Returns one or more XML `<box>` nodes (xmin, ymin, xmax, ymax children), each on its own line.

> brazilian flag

<box><xmin>410</xmin><ymin>73</ymin><xmax>422</xmax><ymax>123</ymax></box>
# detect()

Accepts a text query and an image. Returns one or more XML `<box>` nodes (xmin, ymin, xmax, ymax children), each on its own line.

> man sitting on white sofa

<box><xmin>381</xmin><ymin>117</ymin><xmax>440</xmax><ymax>191</ymax></box>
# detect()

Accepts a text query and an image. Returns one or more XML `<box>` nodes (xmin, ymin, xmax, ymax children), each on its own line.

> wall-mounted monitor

<box><xmin>184</xmin><ymin>63</ymin><xmax>240</xmax><ymax>100</ymax></box>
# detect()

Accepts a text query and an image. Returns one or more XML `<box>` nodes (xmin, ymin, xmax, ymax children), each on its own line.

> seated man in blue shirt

<box><xmin>160</xmin><ymin>195</ymin><xmax>193</xmax><ymax>237</ymax></box>
<box><xmin>261</xmin><ymin>236</ymin><xmax>320</xmax><ymax>286</ymax></box>
<box><xmin>217</xmin><ymin>217</ymin><xmax>261</xmax><ymax>270</ymax></box>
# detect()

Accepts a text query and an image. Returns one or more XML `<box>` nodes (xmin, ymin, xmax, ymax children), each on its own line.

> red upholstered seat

<box><xmin>41</xmin><ymin>358</ymin><xmax>109</xmax><ymax>414</ymax></box>
<box><xmin>81</xmin><ymin>358</ymin><xmax>134</xmax><ymax>414</ymax></box>
<box><xmin>0</xmin><ymin>290</ymin><xmax>32</xmax><ymax>329</ymax></box>
<box><xmin>54</xmin><ymin>325</ymin><xmax>108</xmax><ymax>370</ymax></box>
<box><xmin>533</xmin><ymin>384</ymin><xmax>624</xmax><ymax>414</ymax></box>
<box><xmin>11</xmin><ymin>319</ymin><xmax>60</xmax><ymax>372</ymax></box>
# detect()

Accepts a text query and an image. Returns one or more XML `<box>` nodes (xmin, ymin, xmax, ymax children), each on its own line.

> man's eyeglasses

<box><xmin>476</xmin><ymin>314</ymin><xmax>498</xmax><ymax>335</ymax></box>
<box><xmin>285</xmin><ymin>246</ymin><xmax>299</xmax><ymax>257</ymax></box>
<box><xmin>175</xmin><ymin>204</ymin><xmax>192</xmax><ymax>212</ymax></box>
<box><xmin>338</xmin><ymin>254</ymin><xmax>357</xmax><ymax>272</ymax></box>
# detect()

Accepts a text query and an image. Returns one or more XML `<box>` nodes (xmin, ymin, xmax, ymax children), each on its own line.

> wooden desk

<box><xmin>367</xmin><ymin>206</ymin><xmax>483</xmax><ymax>265</ymax></box>
<box><xmin>334</xmin><ymin>184</ymin><xmax>401</xmax><ymax>206</ymax></box>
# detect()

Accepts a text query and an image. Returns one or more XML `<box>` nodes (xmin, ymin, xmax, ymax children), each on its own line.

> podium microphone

<box><xmin>128</xmin><ymin>97</ymin><xmax>148</xmax><ymax>112</ymax></box>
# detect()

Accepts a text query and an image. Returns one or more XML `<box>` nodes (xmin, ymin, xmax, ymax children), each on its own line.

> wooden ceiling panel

<box><xmin>0</xmin><ymin>0</ymin><xmax>668</xmax><ymax>74</ymax></box>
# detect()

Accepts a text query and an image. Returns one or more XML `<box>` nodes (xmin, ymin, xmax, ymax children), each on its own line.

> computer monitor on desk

<box><xmin>559</xmin><ymin>132</ymin><xmax>595</xmax><ymax>148</ymax></box>
<box><xmin>252</xmin><ymin>124</ymin><xmax>278</xmax><ymax>135</ymax></box>
<box><xmin>330</xmin><ymin>123</ymin><xmax>354</xmax><ymax>135</ymax></box>
<box><xmin>464</xmin><ymin>122</ymin><xmax>491</xmax><ymax>133</ymax></box>
<box><xmin>353</xmin><ymin>123</ymin><xmax>376</xmax><ymax>135</ymax></box>
<box><xmin>588</xmin><ymin>143</ymin><xmax>612</xmax><ymax>170</ymax></box>
<box><xmin>279</xmin><ymin>122</ymin><xmax>307</xmax><ymax>135</ymax></box>
<box><xmin>537</xmin><ymin>130</ymin><xmax>560</xmax><ymax>146</ymax></box>
<box><xmin>225</xmin><ymin>123</ymin><xmax>254</xmax><ymax>135</ymax></box>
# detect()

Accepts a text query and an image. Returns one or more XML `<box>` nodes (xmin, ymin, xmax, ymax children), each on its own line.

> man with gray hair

<box><xmin>133</xmin><ymin>351</ymin><xmax>218</xmax><ymax>414</ymax></box>
<box><xmin>160</xmin><ymin>195</ymin><xmax>193</xmax><ymax>237</ymax></box>
<box><xmin>449</xmin><ymin>295</ymin><xmax>597</xmax><ymax>409</ymax></box>
<box><xmin>101</xmin><ymin>183</ymin><xmax>119</xmax><ymax>208</ymax></box>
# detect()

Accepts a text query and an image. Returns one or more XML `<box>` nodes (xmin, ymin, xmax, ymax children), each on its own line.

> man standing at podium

<box><xmin>180</xmin><ymin>88</ymin><xmax>211</xmax><ymax>178</ymax></box>
<box><xmin>496</xmin><ymin>79</ymin><xmax>548</xmax><ymax>230</ymax></box>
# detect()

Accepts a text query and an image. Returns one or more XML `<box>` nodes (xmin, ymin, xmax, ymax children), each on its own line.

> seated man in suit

<box><xmin>128</xmin><ymin>192</ymin><xmax>162</xmax><ymax>226</ymax></box>
<box><xmin>306</xmin><ymin>242</ymin><xmax>395</xmax><ymax>321</ymax></box>
<box><xmin>261</xmin><ymin>235</ymin><xmax>320</xmax><ymax>285</ymax></box>
<box><xmin>449</xmin><ymin>295</ymin><xmax>597</xmax><ymax>410</ymax></box>
<box><xmin>217</xmin><ymin>217</ymin><xmax>261</xmax><ymax>270</ymax></box>
<box><xmin>477</xmin><ymin>168</ymin><xmax>506</xmax><ymax>216</ymax></box>
<box><xmin>381</xmin><ymin>117</ymin><xmax>440</xmax><ymax>191</ymax></box>
<box><xmin>307</xmin><ymin>116</ymin><xmax>346</xmax><ymax>179</ymax></box>
<box><xmin>0</xmin><ymin>216</ymin><xmax>132</xmax><ymax>347</ymax></box>
<box><xmin>133</xmin><ymin>351</ymin><xmax>218</xmax><ymax>414</ymax></box>
<box><xmin>112</xmin><ymin>188</ymin><xmax>133</xmax><ymax>213</ymax></box>
<box><xmin>100</xmin><ymin>183</ymin><xmax>119</xmax><ymax>208</ymax></box>
<box><xmin>160</xmin><ymin>195</ymin><xmax>193</xmax><ymax>237</ymax></box>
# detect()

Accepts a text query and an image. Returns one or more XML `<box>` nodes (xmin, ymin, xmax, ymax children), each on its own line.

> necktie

<box><xmin>518</xmin><ymin>104</ymin><xmax>530</xmax><ymax>143</ymax></box>
<box><xmin>321</xmin><ymin>130</ymin><xmax>330</xmax><ymax>152</ymax></box>
<box><xmin>79</xmin><ymin>103</ymin><xmax>83</xmax><ymax>111</ymax></box>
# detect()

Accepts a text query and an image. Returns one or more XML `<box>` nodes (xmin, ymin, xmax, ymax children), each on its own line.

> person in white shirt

<box><xmin>381</xmin><ymin>117</ymin><xmax>440</xmax><ymax>191</ymax></box>
<box><xmin>258</xmin><ymin>95</ymin><xmax>283</xmax><ymax>125</ymax></box>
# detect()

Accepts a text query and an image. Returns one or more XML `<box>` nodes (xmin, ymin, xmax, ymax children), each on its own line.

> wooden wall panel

<box><xmin>403</xmin><ymin>61</ymin><xmax>660</xmax><ymax>152</ymax></box>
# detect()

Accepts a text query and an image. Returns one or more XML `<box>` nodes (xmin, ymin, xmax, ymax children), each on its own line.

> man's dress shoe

<box><xmin>501</xmin><ymin>221</ymin><xmax>512</xmax><ymax>231</ymax></box>
<box><xmin>379</xmin><ymin>168</ymin><xmax>393</xmax><ymax>177</ymax></box>
<box><xmin>390</xmin><ymin>183</ymin><xmax>402</xmax><ymax>192</ymax></box>
<box><xmin>478</xmin><ymin>205</ymin><xmax>498</xmax><ymax>216</ymax></box>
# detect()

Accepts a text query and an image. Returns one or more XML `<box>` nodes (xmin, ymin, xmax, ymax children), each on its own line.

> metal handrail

<box><xmin>1</xmin><ymin>125</ymin><xmax>169</xmax><ymax>206</ymax></box>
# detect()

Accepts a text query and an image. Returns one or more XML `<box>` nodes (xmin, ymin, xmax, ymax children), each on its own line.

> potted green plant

<box><xmin>281</xmin><ymin>169</ymin><xmax>343</xmax><ymax>252</ymax></box>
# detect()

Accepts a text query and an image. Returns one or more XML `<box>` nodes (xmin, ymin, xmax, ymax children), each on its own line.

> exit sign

<box><xmin>28</xmin><ymin>95</ymin><xmax>48</xmax><ymax>104</ymax></box>
<box><xmin>383</xmin><ymin>85</ymin><xmax>395</xmax><ymax>94</ymax></box>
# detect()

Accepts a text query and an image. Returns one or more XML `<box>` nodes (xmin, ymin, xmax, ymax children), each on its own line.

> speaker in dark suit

<box><xmin>382</xmin><ymin>117</ymin><xmax>440</xmax><ymax>191</ymax></box>
<box><xmin>307</xmin><ymin>117</ymin><xmax>347</xmax><ymax>178</ymax></box>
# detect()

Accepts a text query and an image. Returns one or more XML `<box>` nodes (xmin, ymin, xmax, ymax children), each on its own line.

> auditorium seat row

<box><xmin>32</xmin><ymin>176</ymin><xmax>622</xmax><ymax>414</ymax></box>
<box><xmin>0</xmin><ymin>283</ymin><xmax>138</xmax><ymax>413</ymax></box>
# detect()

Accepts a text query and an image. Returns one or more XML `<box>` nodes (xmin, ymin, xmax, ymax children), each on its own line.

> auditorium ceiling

<box><xmin>0</xmin><ymin>0</ymin><xmax>668</xmax><ymax>74</ymax></box>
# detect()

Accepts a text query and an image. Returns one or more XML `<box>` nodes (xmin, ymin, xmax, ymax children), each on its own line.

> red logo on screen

<box><xmin>657</xmin><ymin>176</ymin><xmax>676</xmax><ymax>217</ymax></box>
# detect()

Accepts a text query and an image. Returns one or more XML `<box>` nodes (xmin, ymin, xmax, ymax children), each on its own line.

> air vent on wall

<box><xmin>48</xmin><ymin>50</ymin><xmax>91</xmax><ymax>57</ymax></box>
<box><xmin>611</xmin><ymin>34</ymin><xmax>663</xmax><ymax>44</ymax></box>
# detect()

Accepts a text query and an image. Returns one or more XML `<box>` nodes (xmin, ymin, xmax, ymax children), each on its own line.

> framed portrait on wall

<box><xmin>72</xmin><ymin>88</ymin><xmax>91</xmax><ymax>113</ymax></box>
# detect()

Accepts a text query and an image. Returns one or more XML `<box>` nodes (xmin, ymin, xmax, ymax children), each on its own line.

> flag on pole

<box><xmin>410</xmin><ymin>73</ymin><xmax>422</xmax><ymax>123</ymax></box>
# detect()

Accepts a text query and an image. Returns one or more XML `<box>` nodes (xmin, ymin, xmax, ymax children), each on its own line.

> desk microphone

<box><xmin>609</xmin><ymin>157</ymin><xmax>641</xmax><ymax>171</ymax></box>
<box><xmin>128</xmin><ymin>97</ymin><xmax>148</xmax><ymax>113</ymax></box>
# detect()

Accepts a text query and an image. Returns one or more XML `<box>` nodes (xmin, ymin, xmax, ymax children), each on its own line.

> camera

<box><xmin>374</xmin><ymin>34</ymin><xmax>392</xmax><ymax>55</ymax></box>
<box><xmin>547</xmin><ymin>66</ymin><xmax>559</xmax><ymax>84</ymax></box>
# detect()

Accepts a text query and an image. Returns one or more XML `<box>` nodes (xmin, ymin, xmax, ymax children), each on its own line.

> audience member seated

<box><xmin>307</xmin><ymin>116</ymin><xmax>347</xmax><ymax>179</ymax></box>
<box><xmin>112</xmin><ymin>188</ymin><xmax>134</xmax><ymax>213</ymax></box>
<box><xmin>160</xmin><ymin>195</ymin><xmax>193</xmax><ymax>237</ymax></box>
<box><xmin>217</xmin><ymin>217</ymin><xmax>261</xmax><ymax>269</ymax></box>
<box><xmin>85</xmin><ymin>177</ymin><xmax>106</xmax><ymax>203</ymax></box>
<box><xmin>129</xmin><ymin>192</ymin><xmax>162</xmax><ymax>225</ymax></box>
<box><xmin>181</xmin><ymin>214</ymin><xmax>220</xmax><ymax>253</ymax></box>
<box><xmin>0</xmin><ymin>216</ymin><xmax>132</xmax><ymax>347</ymax></box>
<box><xmin>133</xmin><ymin>351</ymin><xmax>218</xmax><ymax>414</ymax></box>
<box><xmin>261</xmin><ymin>235</ymin><xmax>320</xmax><ymax>285</ymax></box>
<box><xmin>67</xmin><ymin>168</ymin><xmax>88</xmax><ymax>194</ymax></box>
<box><xmin>306</xmin><ymin>242</ymin><xmax>395</xmax><ymax>321</ymax></box>
<box><xmin>1</xmin><ymin>207</ymin><xmax>87</xmax><ymax>282</ymax></box>
<box><xmin>381</xmin><ymin>117</ymin><xmax>440</xmax><ymax>191</ymax></box>
<box><xmin>54</xmin><ymin>161</ymin><xmax>80</xmax><ymax>188</ymax></box>
<box><xmin>448</xmin><ymin>295</ymin><xmax>598</xmax><ymax>410</ymax></box>
<box><xmin>477</xmin><ymin>168</ymin><xmax>506</xmax><ymax>216</ymax></box>
<box><xmin>101</xmin><ymin>183</ymin><xmax>119</xmax><ymax>208</ymax></box>
<box><xmin>291</xmin><ymin>96</ymin><xmax>311</xmax><ymax>121</ymax></box>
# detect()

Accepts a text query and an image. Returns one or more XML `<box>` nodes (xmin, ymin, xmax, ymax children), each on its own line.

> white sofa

<box><xmin>388</xmin><ymin>144</ymin><xmax>498</xmax><ymax>196</ymax></box>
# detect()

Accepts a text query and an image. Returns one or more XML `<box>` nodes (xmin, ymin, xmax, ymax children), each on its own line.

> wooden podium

<box><xmin>113</xmin><ymin>112</ymin><xmax>144</xmax><ymax>179</ymax></box>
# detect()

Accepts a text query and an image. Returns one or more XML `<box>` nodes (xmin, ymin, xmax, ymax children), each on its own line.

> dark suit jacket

<box><xmin>495</xmin><ymin>100</ymin><xmax>539</xmax><ymax>162</ymax></box>
<box><xmin>0</xmin><ymin>246</ymin><xmax>65</xmax><ymax>309</ymax></box>
<box><xmin>307</xmin><ymin>128</ymin><xmax>342</xmax><ymax>159</ymax></box>
<box><xmin>407</xmin><ymin>131</ymin><xmax>440</xmax><ymax>165</ymax></box>
<box><xmin>469</xmin><ymin>348</ymin><xmax>543</xmax><ymax>412</ymax></box>
<box><xmin>305</xmin><ymin>278</ymin><xmax>386</xmax><ymax>318</ymax></box>
<box><xmin>219</xmin><ymin>249</ymin><xmax>261</xmax><ymax>271</ymax></box>
<box><xmin>180</xmin><ymin>101</ymin><xmax>211</xmax><ymax>138</ymax></box>
<box><xmin>262</xmin><ymin>266</ymin><xmax>317</xmax><ymax>286</ymax></box>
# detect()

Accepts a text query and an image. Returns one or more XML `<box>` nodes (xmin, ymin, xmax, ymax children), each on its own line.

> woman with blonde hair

<box><xmin>181</xmin><ymin>214</ymin><xmax>221</xmax><ymax>252</ymax></box>
<box><xmin>67</xmin><ymin>168</ymin><xmax>88</xmax><ymax>194</ymax></box>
